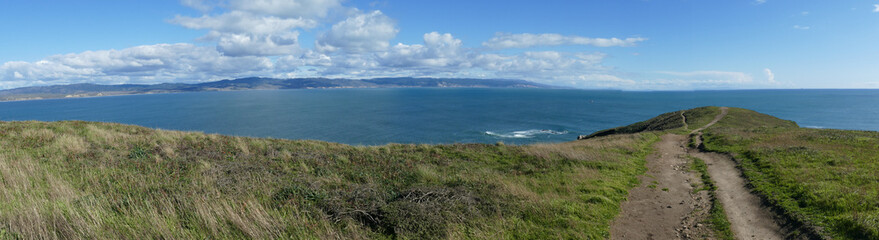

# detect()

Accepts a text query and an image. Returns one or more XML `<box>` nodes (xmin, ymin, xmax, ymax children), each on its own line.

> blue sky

<box><xmin>1</xmin><ymin>0</ymin><xmax>877</xmax><ymax>90</ymax></box>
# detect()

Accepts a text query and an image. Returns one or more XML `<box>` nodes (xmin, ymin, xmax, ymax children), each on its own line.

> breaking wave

<box><xmin>484</xmin><ymin>129</ymin><xmax>569</xmax><ymax>138</ymax></box>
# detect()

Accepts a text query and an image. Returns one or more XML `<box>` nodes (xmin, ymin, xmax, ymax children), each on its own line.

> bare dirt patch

<box><xmin>610</xmin><ymin>134</ymin><xmax>713</xmax><ymax>239</ymax></box>
<box><xmin>613</xmin><ymin>107</ymin><xmax>788</xmax><ymax>240</ymax></box>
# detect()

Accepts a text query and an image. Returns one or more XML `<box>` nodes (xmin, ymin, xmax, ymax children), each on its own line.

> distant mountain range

<box><xmin>0</xmin><ymin>77</ymin><xmax>556</xmax><ymax>101</ymax></box>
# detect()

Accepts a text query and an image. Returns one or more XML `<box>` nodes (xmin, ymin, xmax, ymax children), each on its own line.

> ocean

<box><xmin>0</xmin><ymin>88</ymin><xmax>876</xmax><ymax>145</ymax></box>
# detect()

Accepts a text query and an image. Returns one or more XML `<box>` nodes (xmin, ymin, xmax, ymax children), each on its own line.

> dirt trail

<box><xmin>680</xmin><ymin>111</ymin><xmax>689</xmax><ymax>130</ymax></box>
<box><xmin>610</xmin><ymin>133</ymin><xmax>712</xmax><ymax>239</ymax></box>
<box><xmin>690</xmin><ymin>151</ymin><xmax>784</xmax><ymax>239</ymax></box>
<box><xmin>689</xmin><ymin>107</ymin><xmax>785</xmax><ymax>240</ymax></box>
<box><xmin>691</xmin><ymin>107</ymin><xmax>728</xmax><ymax>135</ymax></box>
<box><xmin>612</xmin><ymin>107</ymin><xmax>785</xmax><ymax>240</ymax></box>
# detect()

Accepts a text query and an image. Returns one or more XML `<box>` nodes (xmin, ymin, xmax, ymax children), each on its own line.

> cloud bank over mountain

<box><xmin>0</xmin><ymin>0</ymin><xmax>784</xmax><ymax>90</ymax></box>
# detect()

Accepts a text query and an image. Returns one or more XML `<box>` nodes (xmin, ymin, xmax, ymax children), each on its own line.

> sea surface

<box><xmin>0</xmin><ymin>88</ymin><xmax>876</xmax><ymax>145</ymax></box>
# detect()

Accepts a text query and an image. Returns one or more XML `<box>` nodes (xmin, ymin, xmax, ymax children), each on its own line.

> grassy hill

<box><xmin>3</xmin><ymin>107</ymin><xmax>875</xmax><ymax>239</ymax></box>
<box><xmin>579</xmin><ymin>106</ymin><xmax>721</xmax><ymax>139</ymax></box>
<box><xmin>700</xmin><ymin>108</ymin><xmax>879</xmax><ymax>239</ymax></box>
<box><xmin>586</xmin><ymin>106</ymin><xmax>879</xmax><ymax>239</ymax></box>
<box><xmin>0</xmin><ymin>120</ymin><xmax>658</xmax><ymax>239</ymax></box>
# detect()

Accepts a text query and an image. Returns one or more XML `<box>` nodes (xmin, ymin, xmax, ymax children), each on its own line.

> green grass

<box><xmin>702</xmin><ymin>108</ymin><xmax>879</xmax><ymax>239</ymax></box>
<box><xmin>0</xmin><ymin>120</ymin><xmax>660</xmax><ymax>239</ymax></box>
<box><xmin>581</xmin><ymin>106</ymin><xmax>721</xmax><ymax>139</ymax></box>
<box><xmin>688</xmin><ymin>156</ymin><xmax>735</xmax><ymax>240</ymax></box>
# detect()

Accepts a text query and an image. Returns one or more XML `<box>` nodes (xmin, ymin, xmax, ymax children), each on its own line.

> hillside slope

<box><xmin>588</xmin><ymin>106</ymin><xmax>878</xmax><ymax>239</ymax></box>
<box><xmin>579</xmin><ymin>106</ymin><xmax>723</xmax><ymax>139</ymax></box>
<box><xmin>701</xmin><ymin>108</ymin><xmax>878</xmax><ymax>239</ymax></box>
<box><xmin>0</xmin><ymin>120</ymin><xmax>656</xmax><ymax>239</ymax></box>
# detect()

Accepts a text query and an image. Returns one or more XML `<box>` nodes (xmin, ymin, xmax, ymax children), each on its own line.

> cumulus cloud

<box><xmin>171</xmin><ymin>10</ymin><xmax>309</xmax><ymax>56</ymax></box>
<box><xmin>315</xmin><ymin>11</ymin><xmax>398</xmax><ymax>53</ymax></box>
<box><xmin>656</xmin><ymin>71</ymin><xmax>753</xmax><ymax>83</ymax></box>
<box><xmin>5</xmin><ymin>0</ymin><xmax>712</xmax><ymax>90</ymax></box>
<box><xmin>764</xmin><ymin>68</ymin><xmax>775</xmax><ymax>83</ymax></box>
<box><xmin>171</xmin><ymin>11</ymin><xmax>317</xmax><ymax>35</ymax></box>
<box><xmin>377</xmin><ymin>32</ymin><xmax>466</xmax><ymax>69</ymax></box>
<box><xmin>172</xmin><ymin>0</ymin><xmax>343</xmax><ymax>56</ymax></box>
<box><xmin>874</xmin><ymin>4</ymin><xmax>879</xmax><ymax>12</ymax></box>
<box><xmin>646</xmin><ymin>71</ymin><xmax>755</xmax><ymax>89</ymax></box>
<box><xmin>483</xmin><ymin>33</ymin><xmax>646</xmax><ymax>49</ymax></box>
<box><xmin>276</xmin><ymin>50</ymin><xmax>333</xmax><ymax>70</ymax></box>
<box><xmin>755</xmin><ymin>0</ymin><xmax>767</xmax><ymax>4</ymax></box>
<box><xmin>214</xmin><ymin>32</ymin><xmax>302</xmax><ymax>56</ymax></box>
<box><xmin>0</xmin><ymin>43</ymin><xmax>272</xmax><ymax>88</ymax></box>
<box><xmin>576</xmin><ymin>74</ymin><xmax>636</xmax><ymax>87</ymax></box>
<box><xmin>228</xmin><ymin>0</ymin><xmax>342</xmax><ymax>19</ymax></box>
<box><xmin>473</xmin><ymin>52</ymin><xmax>605</xmax><ymax>74</ymax></box>
<box><xmin>180</xmin><ymin>0</ymin><xmax>218</xmax><ymax>12</ymax></box>
<box><xmin>272</xmin><ymin>31</ymin><xmax>623</xmax><ymax>87</ymax></box>
<box><xmin>793</xmin><ymin>25</ymin><xmax>810</xmax><ymax>30</ymax></box>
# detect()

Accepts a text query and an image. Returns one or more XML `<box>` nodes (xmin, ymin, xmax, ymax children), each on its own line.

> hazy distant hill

<box><xmin>0</xmin><ymin>77</ymin><xmax>555</xmax><ymax>101</ymax></box>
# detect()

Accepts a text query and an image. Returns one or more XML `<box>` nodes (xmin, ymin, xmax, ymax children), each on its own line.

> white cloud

<box><xmin>1</xmin><ymin>43</ymin><xmax>272</xmax><ymax>86</ymax></box>
<box><xmin>215</xmin><ymin>32</ymin><xmax>301</xmax><ymax>56</ymax></box>
<box><xmin>467</xmin><ymin>51</ymin><xmax>615</xmax><ymax>87</ymax></box>
<box><xmin>874</xmin><ymin>4</ymin><xmax>879</xmax><ymax>12</ymax></box>
<box><xmin>793</xmin><ymin>25</ymin><xmax>810</xmax><ymax>30</ymax></box>
<box><xmin>171</xmin><ymin>10</ymin><xmax>309</xmax><ymax>56</ymax></box>
<box><xmin>650</xmin><ymin>70</ymin><xmax>754</xmax><ymax>89</ymax></box>
<box><xmin>315</xmin><ymin>11</ymin><xmax>398</xmax><ymax>53</ymax></box>
<box><xmin>577</xmin><ymin>74</ymin><xmax>636</xmax><ymax>87</ymax></box>
<box><xmin>180</xmin><ymin>0</ymin><xmax>218</xmax><ymax>12</ymax></box>
<box><xmin>764</xmin><ymin>68</ymin><xmax>775</xmax><ymax>83</ymax></box>
<box><xmin>5</xmin><ymin>0</ymin><xmax>685</xmax><ymax>90</ymax></box>
<box><xmin>755</xmin><ymin>0</ymin><xmax>767</xmax><ymax>5</ymax></box>
<box><xmin>172</xmin><ymin>0</ymin><xmax>341</xmax><ymax>57</ymax></box>
<box><xmin>275</xmin><ymin>31</ymin><xmax>625</xmax><ymax>88</ymax></box>
<box><xmin>801</xmin><ymin>11</ymin><xmax>809</xmax><ymax>15</ymax></box>
<box><xmin>483</xmin><ymin>33</ymin><xmax>646</xmax><ymax>49</ymax></box>
<box><xmin>473</xmin><ymin>52</ymin><xmax>605</xmax><ymax>74</ymax></box>
<box><xmin>171</xmin><ymin>11</ymin><xmax>317</xmax><ymax>35</ymax></box>
<box><xmin>276</xmin><ymin>50</ymin><xmax>333</xmax><ymax>70</ymax></box>
<box><xmin>377</xmin><ymin>32</ymin><xmax>466</xmax><ymax>68</ymax></box>
<box><xmin>228</xmin><ymin>0</ymin><xmax>342</xmax><ymax>19</ymax></box>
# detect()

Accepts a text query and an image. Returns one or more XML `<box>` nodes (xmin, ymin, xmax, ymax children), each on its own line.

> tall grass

<box><xmin>0</xmin><ymin>120</ymin><xmax>659</xmax><ymax>239</ymax></box>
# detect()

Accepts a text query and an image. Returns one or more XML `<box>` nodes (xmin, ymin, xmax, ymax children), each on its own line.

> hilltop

<box><xmin>0</xmin><ymin>77</ymin><xmax>555</xmax><ymax>101</ymax></box>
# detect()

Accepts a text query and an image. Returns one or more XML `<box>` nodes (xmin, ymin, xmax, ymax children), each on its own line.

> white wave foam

<box><xmin>484</xmin><ymin>129</ymin><xmax>568</xmax><ymax>138</ymax></box>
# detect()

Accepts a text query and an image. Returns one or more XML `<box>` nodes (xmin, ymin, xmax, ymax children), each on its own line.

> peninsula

<box><xmin>0</xmin><ymin>77</ymin><xmax>555</xmax><ymax>101</ymax></box>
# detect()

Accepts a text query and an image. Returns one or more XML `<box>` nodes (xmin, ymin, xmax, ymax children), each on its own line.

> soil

<box><xmin>609</xmin><ymin>134</ymin><xmax>713</xmax><ymax>239</ymax></box>
<box><xmin>611</xmin><ymin>107</ymin><xmax>786</xmax><ymax>240</ymax></box>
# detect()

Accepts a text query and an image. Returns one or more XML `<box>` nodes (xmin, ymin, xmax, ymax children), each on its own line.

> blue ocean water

<box><xmin>0</xmin><ymin>88</ymin><xmax>876</xmax><ymax>145</ymax></box>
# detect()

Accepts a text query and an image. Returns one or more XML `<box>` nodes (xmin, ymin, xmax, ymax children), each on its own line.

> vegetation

<box><xmin>5</xmin><ymin>106</ymin><xmax>874</xmax><ymax>239</ymax></box>
<box><xmin>702</xmin><ymin>108</ymin><xmax>879</xmax><ymax>239</ymax></box>
<box><xmin>687</xmin><ymin>156</ymin><xmax>735</xmax><ymax>240</ymax></box>
<box><xmin>581</xmin><ymin>106</ymin><xmax>721</xmax><ymax>139</ymax></box>
<box><xmin>0</xmin><ymin>120</ymin><xmax>658</xmax><ymax>239</ymax></box>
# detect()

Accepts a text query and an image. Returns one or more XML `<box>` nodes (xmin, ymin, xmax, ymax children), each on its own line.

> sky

<box><xmin>1</xmin><ymin>0</ymin><xmax>878</xmax><ymax>90</ymax></box>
